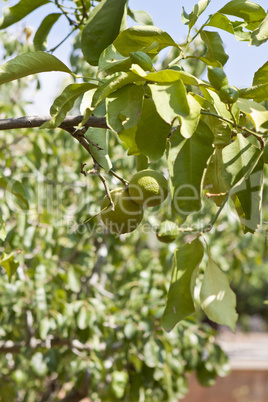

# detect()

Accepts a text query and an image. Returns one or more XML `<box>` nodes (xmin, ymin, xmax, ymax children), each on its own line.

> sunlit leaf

<box><xmin>207</xmin><ymin>13</ymin><xmax>250</xmax><ymax>41</ymax></box>
<box><xmin>81</xmin><ymin>0</ymin><xmax>127</xmax><ymax>66</ymax></box>
<box><xmin>0</xmin><ymin>52</ymin><xmax>73</xmax><ymax>85</ymax></box>
<box><xmin>0</xmin><ymin>252</ymin><xmax>19</xmax><ymax>282</ymax></box>
<box><xmin>128</xmin><ymin>9</ymin><xmax>154</xmax><ymax>26</ymax></box>
<box><xmin>0</xmin><ymin>0</ymin><xmax>49</xmax><ymax>29</ymax></box>
<box><xmin>98</xmin><ymin>44</ymin><xmax>131</xmax><ymax>75</ymax></box>
<box><xmin>33</xmin><ymin>13</ymin><xmax>62</xmax><ymax>51</ymax></box>
<box><xmin>162</xmin><ymin>238</ymin><xmax>204</xmax><ymax>332</ymax></box>
<box><xmin>200</xmin><ymin>31</ymin><xmax>229</xmax><ymax>66</ymax></box>
<box><xmin>182</xmin><ymin>0</ymin><xmax>210</xmax><ymax>30</ymax></box>
<box><xmin>85</xmin><ymin>128</ymin><xmax>112</xmax><ymax>172</ymax></box>
<box><xmin>168</xmin><ymin>121</ymin><xmax>214</xmax><ymax>217</ymax></box>
<box><xmin>106</xmin><ymin>84</ymin><xmax>144</xmax><ymax>133</ymax></box>
<box><xmin>218</xmin><ymin>0</ymin><xmax>266</xmax><ymax>30</ymax></box>
<box><xmin>200</xmin><ymin>254</ymin><xmax>238</xmax><ymax>331</ymax></box>
<box><xmin>135</xmin><ymin>98</ymin><xmax>171</xmax><ymax>160</ymax></box>
<box><xmin>0</xmin><ymin>175</ymin><xmax>29</xmax><ymax>210</ymax></box>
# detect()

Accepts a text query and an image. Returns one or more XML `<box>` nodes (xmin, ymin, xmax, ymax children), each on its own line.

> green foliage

<box><xmin>0</xmin><ymin>0</ymin><xmax>268</xmax><ymax>399</ymax></box>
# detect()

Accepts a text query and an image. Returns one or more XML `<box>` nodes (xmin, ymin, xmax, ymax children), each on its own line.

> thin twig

<box><xmin>48</xmin><ymin>27</ymin><xmax>76</xmax><ymax>53</ymax></box>
<box><xmin>109</xmin><ymin>169</ymin><xmax>128</xmax><ymax>186</ymax></box>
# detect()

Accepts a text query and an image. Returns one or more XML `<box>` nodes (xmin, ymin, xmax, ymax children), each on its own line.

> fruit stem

<box><xmin>109</xmin><ymin>170</ymin><xmax>128</xmax><ymax>186</ymax></box>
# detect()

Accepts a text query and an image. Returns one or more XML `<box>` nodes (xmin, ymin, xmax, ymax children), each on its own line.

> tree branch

<box><xmin>0</xmin><ymin>115</ymin><xmax>108</xmax><ymax>131</ymax></box>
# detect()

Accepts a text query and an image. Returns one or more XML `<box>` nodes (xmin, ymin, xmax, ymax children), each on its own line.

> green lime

<box><xmin>128</xmin><ymin>169</ymin><xmax>169</xmax><ymax>207</ymax></box>
<box><xmin>219</xmin><ymin>85</ymin><xmax>239</xmax><ymax>104</ymax></box>
<box><xmin>207</xmin><ymin>66</ymin><xmax>229</xmax><ymax>90</ymax></box>
<box><xmin>156</xmin><ymin>220</ymin><xmax>179</xmax><ymax>243</ymax></box>
<box><xmin>101</xmin><ymin>187</ymin><xmax>143</xmax><ymax>234</ymax></box>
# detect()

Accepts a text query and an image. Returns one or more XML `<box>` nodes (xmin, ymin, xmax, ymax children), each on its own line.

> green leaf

<box><xmin>30</xmin><ymin>352</ymin><xmax>48</xmax><ymax>377</ymax></box>
<box><xmin>111</xmin><ymin>371</ymin><xmax>129</xmax><ymax>399</ymax></box>
<box><xmin>92</xmin><ymin>72</ymin><xmax>140</xmax><ymax>109</ymax></box>
<box><xmin>81</xmin><ymin>0</ymin><xmax>127</xmax><ymax>66</ymax></box>
<box><xmin>77</xmin><ymin>306</ymin><xmax>91</xmax><ymax>330</ymax></box>
<box><xmin>0</xmin><ymin>51</ymin><xmax>73</xmax><ymax>85</ymax></box>
<box><xmin>204</xmin><ymin>148</ymin><xmax>230</xmax><ymax>206</ymax></box>
<box><xmin>144</xmin><ymin>338</ymin><xmax>160</xmax><ymax>367</ymax></box>
<box><xmin>231</xmin><ymin>158</ymin><xmax>264</xmax><ymax>233</ymax></box>
<box><xmin>218</xmin><ymin>0</ymin><xmax>266</xmax><ymax>31</ymax></box>
<box><xmin>182</xmin><ymin>0</ymin><xmax>211</xmax><ymax>30</ymax></box>
<box><xmin>161</xmin><ymin>238</ymin><xmax>204</xmax><ymax>332</ymax></box>
<box><xmin>0</xmin><ymin>175</ymin><xmax>29</xmax><ymax>210</ymax></box>
<box><xmin>239</xmin><ymin>84</ymin><xmax>268</xmax><ymax>102</ymax></box>
<box><xmin>85</xmin><ymin>128</ymin><xmax>112</xmax><ymax>172</ymax></box>
<box><xmin>236</xmin><ymin>98</ymin><xmax>268</xmax><ymax>133</ymax></box>
<box><xmin>168</xmin><ymin>121</ymin><xmax>214</xmax><ymax>217</ymax></box>
<box><xmin>98</xmin><ymin>44</ymin><xmax>131</xmax><ymax>75</ymax></box>
<box><xmin>113</xmin><ymin>25</ymin><xmax>177</xmax><ymax>56</ymax></box>
<box><xmin>0</xmin><ymin>0</ymin><xmax>49</xmax><ymax>29</ymax></box>
<box><xmin>132</xmin><ymin>67</ymin><xmax>207</xmax><ymax>86</ymax></box>
<box><xmin>118</xmin><ymin>126</ymin><xmax>139</xmax><ymax>155</ymax></box>
<box><xmin>67</xmin><ymin>266</ymin><xmax>81</xmax><ymax>293</ymax></box>
<box><xmin>41</xmin><ymin>83</ymin><xmax>97</xmax><ymax>129</ymax></box>
<box><xmin>33</xmin><ymin>13</ymin><xmax>62</xmax><ymax>51</ymax></box>
<box><xmin>135</xmin><ymin>98</ymin><xmax>171</xmax><ymax>160</ymax></box>
<box><xmin>200</xmin><ymin>254</ymin><xmax>238</xmax><ymax>331</ymax></box>
<box><xmin>128</xmin><ymin>9</ymin><xmax>154</xmax><ymax>26</ymax></box>
<box><xmin>207</xmin><ymin>13</ymin><xmax>251</xmax><ymax>41</ymax></box>
<box><xmin>253</xmin><ymin>61</ymin><xmax>268</xmax><ymax>86</ymax></box>
<box><xmin>222</xmin><ymin>135</ymin><xmax>262</xmax><ymax>187</ymax></box>
<box><xmin>149</xmin><ymin>81</ymin><xmax>201</xmax><ymax>138</ymax></box>
<box><xmin>0</xmin><ymin>215</ymin><xmax>6</xmax><ymax>242</ymax></box>
<box><xmin>0</xmin><ymin>252</ymin><xmax>19</xmax><ymax>282</ymax></box>
<box><xmin>200</xmin><ymin>31</ymin><xmax>229</xmax><ymax>66</ymax></box>
<box><xmin>106</xmin><ymin>84</ymin><xmax>144</xmax><ymax>133</ymax></box>
<box><xmin>250</xmin><ymin>13</ymin><xmax>268</xmax><ymax>46</ymax></box>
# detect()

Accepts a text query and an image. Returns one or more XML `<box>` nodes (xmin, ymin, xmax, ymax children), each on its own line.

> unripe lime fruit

<box><xmin>156</xmin><ymin>220</ymin><xmax>179</xmax><ymax>243</ymax></box>
<box><xmin>207</xmin><ymin>66</ymin><xmax>229</xmax><ymax>90</ymax></box>
<box><xmin>128</xmin><ymin>169</ymin><xmax>169</xmax><ymax>207</ymax></box>
<box><xmin>219</xmin><ymin>85</ymin><xmax>239</xmax><ymax>104</ymax></box>
<box><xmin>100</xmin><ymin>187</ymin><xmax>143</xmax><ymax>234</ymax></box>
<box><xmin>130</xmin><ymin>51</ymin><xmax>154</xmax><ymax>71</ymax></box>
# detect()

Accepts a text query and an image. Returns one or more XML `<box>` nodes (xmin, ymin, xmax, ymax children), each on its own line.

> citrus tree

<box><xmin>0</xmin><ymin>0</ymin><xmax>268</xmax><ymax>400</ymax></box>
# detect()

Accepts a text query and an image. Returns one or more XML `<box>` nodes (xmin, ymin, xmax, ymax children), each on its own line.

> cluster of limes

<box><xmin>100</xmin><ymin>169</ymin><xmax>179</xmax><ymax>242</ymax></box>
<box><xmin>207</xmin><ymin>66</ymin><xmax>239</xmax><ymax>104</ymax></box>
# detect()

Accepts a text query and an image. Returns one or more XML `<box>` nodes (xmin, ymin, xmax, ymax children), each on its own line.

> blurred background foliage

<box><xmin>0</xmin><ymin>18</ymin><xmax>268</xmax><ymax>402</ymax></box>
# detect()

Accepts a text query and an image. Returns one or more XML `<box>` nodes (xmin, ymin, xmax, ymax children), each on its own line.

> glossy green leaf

<box><xmin>204</xmin><ymin>148</ymin><xmax>230</xmax><ymax>206</ymax></box>
<box><xmin>92</xmin><ymin>72</ymin><xmax>140</xmax><ymax>109</ymax></box>
<box><xmin>0</xmin><ymin>0</ymin><xmax>49</xmax><ymax>29</ymax></box>
<box><xmin>236</xmin><ymin>98</ymin><xmax>268</xmax><ymax>133</ymax></box>
<box><xmin>77</xmin><ymin>306</ymin><xmax>91</xmax><ymax>330</ymax></box>
<box><xmin>200</xmin><ymin>254</ymin><xmax>238</xmax><ymax>331</ymax></box>
<box><xmin>0</xmin><ymin>175</ymin><xmax>29</xmax><ymax>210</ymax></box>
<box><xmin>239</xmin><ymin>84</ymin><xmax>268</xmax><ymax>102</ymax></box>
<box><xmin>132</xmin><ymin>67</ymin><xmax>207</xmax><ymax>86</ymax></box>
<box><xmin>218</xmin><ymin>0</ymin><xmax>266</xmax><ymax>31</ymax></box>
<box><xmin>98</xmin><ymin>44</ymin><xmax>131</xmax><ymax>75</ymax></box>
<box><xmin>106</xmin><ymin>84</ymin><xmax>144</xmax><ymax>133</ymax></box>
<box><xmin>128</xmin><ymin>9</ymin><xmax>154</xmax><ymax>26</ymax></box>
<box><xmin>41</xmin><ymin>83</ymin><xmax>97</xmax><ymax>129</ymax></box>
<box><xmin>168</xmin><ymin>121</ymin><xmax>214</xmax><ymax>217</ymax></box>
<box><xmin>250</xmin><ymin>13</ymin><xmax>268</xmax><ymax>46</ymax></box>
<box><xmin>231</xmin><ymin>158</ymin><xmax>264</xmax><ymax>233</ymax></box>
<box><xmin>113</xmin><ymin>25</ymin><xmax>177</xmax><ymax>56</ymax></box>
<box><xmin>118</xmin><ymin>126</ymin><xmax>139</xmax><ymax>155</ymax></box>
<box><xmin>67</xmin><ymin>267</ymin><xmax>81</xmax><ymax>293</ymax></box>
<box><xmin>222</xmin><ymin>135</ymin><xmax>262</xmax><ymax>187</ymax></box>
<box><xmin>182</xmin><ymin>0</ymin><xmax>210</xmax><ymax>30</ymax></box>
<box><xmin>200</xmin><ymin>31</ymin><xmax>229</xmax><ymax>66</ymax></box>
<box><xmin>33</xmin><ymin>13</ymin><xmax>62</xmax><ymax>51</ymax></box>
<box><xmin>85</xmin><ymin>128</ymin><xmax>112</xmax><ymax>172</ymax></box>
<box><xmin>207</xmin><ymin>13</ymin><xmax>250</xmax><ymax>41</ymax></box>
<box><xmin>135</xmin><ymin>98</ymin><xmax>171</xmax><ymax>160</ymax></box>
<box><xmin>81</xmin><ymin>0</ymin><xmax>127</xmax><ymax>66</ymax></box>
<box><xmin>162</xmin><ymin>238</ymin><xmax>204</xmax><ymax>332</ymax></box>
<box><xmin>0</xmin><ymin>52</ymin><xmax>73</xmax><ymax>85</ymax></box>
<box><xmin>149</xmin><ymin>81</ymin><xmax>201</xmax><ymax>138</ymax></box>
<box><xmin>0</xmin><ymin>252</ymin><xmax>19</xmax><ymax>282</ymax></box>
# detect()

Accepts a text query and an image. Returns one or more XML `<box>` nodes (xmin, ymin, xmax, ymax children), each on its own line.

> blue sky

<box><xmin>0</xmin><ymin>0</ymin><xmax>268</xmax><ymax>114</ymax></box>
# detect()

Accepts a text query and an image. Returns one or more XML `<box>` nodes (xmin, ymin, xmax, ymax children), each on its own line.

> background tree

<box><xmin>0</xmin><ymin>0</ymin><xmax>268</xmax><ymax>400</ymax></box>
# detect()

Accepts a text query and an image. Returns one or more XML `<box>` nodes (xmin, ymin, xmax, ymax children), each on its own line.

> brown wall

<box><xmin>181</xmin><ymin>370</ymin><xmax>268</xmax><ymax>402</ymax></box>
